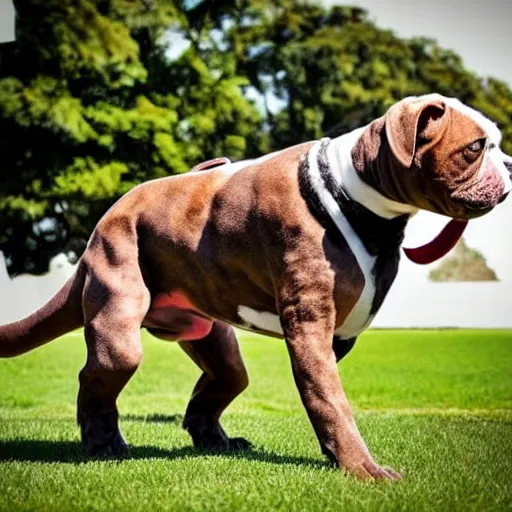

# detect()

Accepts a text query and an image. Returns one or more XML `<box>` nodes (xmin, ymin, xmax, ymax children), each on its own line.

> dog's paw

<box><xmin>189</xmin><ymin>430</ymin><xmax>253</xmax><ymax>452</ymax></box>
<box><xmin>227</xmin><ymin>437</ymin><xmax>253</xmax><ymax>452</ymax></box>
<box><xmin>343</xmin><ymin>458</ymin><xmax>402</xmax><ymax>480</ymax></box>
<box><xmin>86</xmin><ymin>430</ymin><xmax>129</xmax><ymax>458</ymax></box>
<box><xmin>184</xmin><ymin>416</ymin><xmax>252</xmax><ymax>453</ymax></box>
<box><xmin>189</xmin><ymin>427</ymin><xmax>230</xmax><ymax>451</ymax></box>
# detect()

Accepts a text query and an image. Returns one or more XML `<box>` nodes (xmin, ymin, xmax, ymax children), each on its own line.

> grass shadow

<box><xmin>0</xmin><ymin>438</ymin><xmax>330</xmax><ymax>470</ymax></box>
<box><xmin>122</xmin><ymin>413</ymin><xmax>183</xmax><ymax>424</ymax></box>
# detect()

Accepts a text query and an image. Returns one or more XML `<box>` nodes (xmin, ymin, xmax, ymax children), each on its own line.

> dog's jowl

<box><xmin>1</xmin><ymin>94</ymin><xmax>511</xmax><ymax>479</ymax></box>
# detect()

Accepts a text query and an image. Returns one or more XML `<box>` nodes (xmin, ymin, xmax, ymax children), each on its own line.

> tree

<box><xmin>209</xmin><ymin>1</ymin><xmax>512</xmax><ymax>151</ymax></box>
<box><xmin>0</xmin><ymin>0</ymin><xmax>264</xmax><ymax>274</ymax></box>
<box><xmin>429</xmin><ymin>238</ymin><xmax>498</xmax><ymax>282</ymax></box>
<box><xmin>2</xmin><ymin>0</ymin><xmax>512</xmax><ymax>274</ymax></box>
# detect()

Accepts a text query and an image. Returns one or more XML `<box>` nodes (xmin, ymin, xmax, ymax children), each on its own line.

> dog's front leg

<box><xmin>279</xmin><ymin>291</ymin><xmax>400</xmax><ymax>480</ymax></box>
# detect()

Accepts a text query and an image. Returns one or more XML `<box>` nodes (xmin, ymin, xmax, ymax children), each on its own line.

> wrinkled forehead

<box><xmin>443</xmin><ymin>97</ymin><xmax>503</xmax><ymax>146</ymax></box>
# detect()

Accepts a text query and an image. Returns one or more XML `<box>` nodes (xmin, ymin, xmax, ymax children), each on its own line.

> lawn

<box><xmin>0</xmin><ymin>329</ymin><xmax>511</xmax><ymax>511</ymax></box>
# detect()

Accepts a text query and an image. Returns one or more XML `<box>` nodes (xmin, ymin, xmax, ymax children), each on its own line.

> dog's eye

<box><xmin>467</xmin><ymin>139</ymin><xmax>486</xmax><ymax>153</ymax></box>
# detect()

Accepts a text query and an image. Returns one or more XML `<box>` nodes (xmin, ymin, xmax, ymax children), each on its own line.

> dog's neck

<box><xmin>299</xmin><ymin>136</ymin><xmax>408</xmax><ymax>253</ymax></box>
<box><xmin>298</xmin><ymin>134</ymin><xmax>411</xmax><ymax>316</ymax></box>
<box><xmin>328</xmin><ymin>126</ymin><xmax>418</xmax><ymax>220</ymax></box>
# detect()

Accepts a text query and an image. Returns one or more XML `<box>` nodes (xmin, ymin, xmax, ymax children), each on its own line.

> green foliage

<box><xmin>0</xmin><ymin>0</ymin><xmax>264</xmax><ymax>273</ymax></box>
<box><xmin>1</xmin><ymin>0</ymin><xmax>512</xmax><ymax>273</ymax></box>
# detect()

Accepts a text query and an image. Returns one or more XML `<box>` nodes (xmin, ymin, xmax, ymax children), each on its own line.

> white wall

<box><xmin>0</xmin><ymin>253</ymin><xmax>75</xmax><ymax>324</ymax></box>
<box><xmin>372</xmin><ymin>203</ymin><xmax>512</xmax><ymax>328</ymax></box>
<box><xmin>374</xmin><ymin>275</ymin><xmax>512</xmax><ymax>329</ymax></box>
<box><xmin>0</xmin><ymin>0</ymin><xmax>15</xmax><ymax>44</ymax></box>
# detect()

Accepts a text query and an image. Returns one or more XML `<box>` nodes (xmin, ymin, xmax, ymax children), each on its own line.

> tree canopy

<box><xmin>1</xmin><ymin>0</ymin><xmax>512</xmax><ymax>274</ymax></box>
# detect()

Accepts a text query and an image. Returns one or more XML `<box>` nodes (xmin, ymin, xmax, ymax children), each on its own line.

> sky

<box><xmin>323</xmin><ymin>0</ymin><xmax>512</xmax><ymax>87</ymax></box>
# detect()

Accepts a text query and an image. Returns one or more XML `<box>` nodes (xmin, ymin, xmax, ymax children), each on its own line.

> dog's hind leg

<box><xmin>179</xmin><ymin>321</ymin><xmax>251</xmax><ymax>451</ymax></box>
<box><xmin>78</xmin><ymin>243</ymin><xmax>150</xmax><ymax>456</ymax></box>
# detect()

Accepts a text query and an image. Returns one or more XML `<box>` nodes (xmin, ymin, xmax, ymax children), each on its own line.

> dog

<box><xmin>1</xmin><ymin>94</ymin><xmax>511</xmax><ymax>480</ymax></box>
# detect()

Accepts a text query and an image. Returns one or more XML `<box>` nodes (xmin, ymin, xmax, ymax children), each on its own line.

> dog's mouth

<box><xmin>402</xmin><ymin>218</ymin><xmax>468</xmax><ymax>265</ymax></box>
<box><xmin>451</xmin><ymin>194</ymin><xmax>498</xmax><ymax>219</ymax></box>
<box><xmin>449</xmin><ymin>159</ymin><xmax>506</xmax><ymax>218</ymax></box>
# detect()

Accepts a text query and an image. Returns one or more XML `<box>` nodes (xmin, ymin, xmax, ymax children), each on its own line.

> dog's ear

<box><xmin>385</xmin><ymin>95</ymin><xmax>447</xmax><ymax>168</ymax></box>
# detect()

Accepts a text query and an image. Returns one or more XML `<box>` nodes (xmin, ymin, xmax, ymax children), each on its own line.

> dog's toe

<box><xmin>191</xmin><ymin>430</ymin><xmax>230</xmax><ymax>452</ymax></box>
<box><xmin>86</xmin><ymin>430</ymin><xmax>129</xmax><ymax>458</ymax></box>
<box><xmin>227</xmin><ymin>437</ymin><xmax>253</xmax><ymax>451</ymax></box>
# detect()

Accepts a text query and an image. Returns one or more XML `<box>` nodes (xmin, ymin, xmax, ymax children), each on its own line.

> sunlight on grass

<box><xmin>0</xmin><ymin>329</ymin><xmax>511</xmax><ymax>511</ymax></box>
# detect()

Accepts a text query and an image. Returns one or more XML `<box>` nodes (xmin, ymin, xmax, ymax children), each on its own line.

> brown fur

<box><xmin>0</xmin><ymin>96</ymin><xmax>508</xmax><ymax>480</ymax></box>
<box><xmin>353</xmin><ymin>98</ymin><xmax>503</xmax><ymax>217</ymax></box>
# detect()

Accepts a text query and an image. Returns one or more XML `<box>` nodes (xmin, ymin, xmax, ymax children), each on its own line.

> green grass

<box><xmin>1</xmin><ymin>329</ymin><xmax>511</xmax><ymax>511</ymax></box>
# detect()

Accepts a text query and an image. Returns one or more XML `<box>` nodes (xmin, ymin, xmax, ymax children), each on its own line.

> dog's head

<box><xmin>383</xmin><ymin>94</ymin><xmax>512</xmax><ymax>219</ymax></box>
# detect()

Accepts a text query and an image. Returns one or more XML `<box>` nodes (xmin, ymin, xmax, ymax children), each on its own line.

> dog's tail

<box><xmin>0</xmin><ymin>263</ymin><xmax>86</xmax><ymax>357</ymax></box>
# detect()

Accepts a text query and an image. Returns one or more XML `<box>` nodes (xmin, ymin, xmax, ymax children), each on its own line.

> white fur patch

<box><xmin>490</xmin><ymin>148</ymin><xmax>512</xmax><ymax>194</ymax></box>
<box><xmin>237</xmin><ymin>306</ymin><xmax>283</xmax><ymax>335</ymax></box>
<box><xmin>328</xmin><ymin>128</ymin><xmax>418</xmax><ymax>219</ymax></box>
<box><xmin>308</xmin><ymin>140</ymin><xmax>377</xmax><ymax>339</ymax></box>
<box><xmin>443</xmin><ymin>97</ymin><xmax>502</xmax><ymax>144</ymax></box>
<box><xmin>216</xmin><ymin>149</ymin><xmax>285</xmax><ymax>175</ymax></box>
